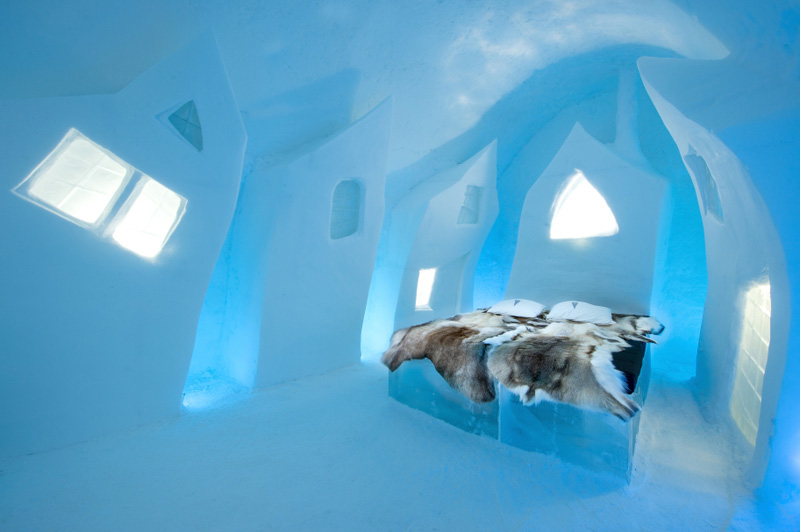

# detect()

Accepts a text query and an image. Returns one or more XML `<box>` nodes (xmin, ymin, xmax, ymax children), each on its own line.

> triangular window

<box><xmin>167</xmin><ymin>100</ymin><xmax>204</xmax><ymax>152</ymax></box>
<box><xmin>550</xmin><ymin>170</ymin><xmax>619</xmax><ymax>240</ymax></box>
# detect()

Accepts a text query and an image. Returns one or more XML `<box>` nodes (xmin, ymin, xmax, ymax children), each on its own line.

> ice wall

<box><xmin>2</xmin><ymin>0</ymin><xmax>798</xmax><ymax>521</ymax></box>
<box><xmin>187</xmin><ymin>100</ymin><xmax>392</xmax><ymax>393</ymax></box>
<box><xmin>0</xmin><ymin>33</ymin><xmax>246</xmax><ymax>458</ymax></box>
<box><xmin>505</xmin><ymin>124</ymin><xmax>664</xmax><ymax>314</ymax></box>
<box><xmin>639</xmin><ymin>54</ymin><xmax>797</xmax><ymax>505</ymax></box>
<box><xmin>362</xmin><ymin>142</ymin><xmax>498</xmax><ymax>358</ymax></box>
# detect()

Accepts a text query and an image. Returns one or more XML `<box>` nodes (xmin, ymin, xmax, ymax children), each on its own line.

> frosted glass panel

<box><xmin>550</xmin><ymin>170</ymin><xmax>619</xmax><ymax>240</ymax></box>
<box><xmin>110</xmin><ymin>177</ymin><xmax>187</xmax><ymax>258</ymax></box>
<box><xmin>731</xmin><ymin>282</ymin><xmax>771</xmax><ymax>446</ymax></box>
<box><xmin>19</xmin><ymin>129</ymin><xmax>131</xmax><ymax>226</ymax></box>
<box><xmin>330</xmin><ymin>179</ymin><xmax>361</xmax><ymax>239</ymax></box>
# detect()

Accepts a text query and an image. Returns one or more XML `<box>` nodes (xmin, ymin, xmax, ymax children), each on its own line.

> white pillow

<box><xmin>488</xmin><ymin>299</ymin><xmax>545</xmax><ymax>318</ymax></box>
<box><xmin>547</xmin><ymin>301</ymin><xmax>613</xmax><ymax>325</ymax></box>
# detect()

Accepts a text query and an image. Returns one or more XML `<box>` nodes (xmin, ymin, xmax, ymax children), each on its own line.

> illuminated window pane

<box><xmin>109</xmin><ymin>176</ymin><xmax>187</xmax><ymax>258</ymax></box>
<box><xmin>415</xmin><ymin>268</ymin><xmax>436</xmax><ymax>310</ymax></box>
<box><xmin>731</xmin><ymin>282</ymin><xmax>771</xmax><ymax>446</ymax></box>
<box><xmin>330</xmin><ymin>180</ymin><xmax>361</xmax><ymax>239</ymax></box>
<box><xmin>457</xmin><ymin>185</ymin><xmax>482</xmax><ymax>224</ymax></box>
<box><xmin>550</xmin><ymin>170</ymin><xmax>619</xmax><ymax>240</ymax></box>
<box><xmin>17</xmin><ymin>129</ymin><xmax>132</xmax><ymax>226</ymax></box>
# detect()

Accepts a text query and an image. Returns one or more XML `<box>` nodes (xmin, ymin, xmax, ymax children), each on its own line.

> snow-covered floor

<box><xmin>1</xmin><ymin>363</ymin><xmax>762</xmax><ymax>531</ymax></box>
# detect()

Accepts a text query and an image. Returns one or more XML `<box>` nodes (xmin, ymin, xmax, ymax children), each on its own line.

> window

<box><xmin>108</xmin><ymin>176</ymin><xmax>187</xmax><ymax>258</ymax></box>
<box><xmin>550</xmin><ymin>170</ymin><xmax>619</xmax><ymax>240</ymax></box>
<box><xmin>14</xmin><ymin>129</ymin><xmax>133</xmax><ymax>227</ymax></box>
<box><xmin>14</xmin><ymin>129</ymin><xmax>187</xmax><ymax>260</ymax></box>
<box><xmin>457</xmin><ymin>185</ymin><xmax>482</xmax><ymax>224</ymax></box>
<box><xmin>683</xmin><ymin>147</ymin><xmax>724</xmax><ymax>223</ymax></box>
<box><xmin>166</xmin><ymin>100</ymin><xmax>204</xmax><ymax>152</ymax></box>
<box><xmin>415</xmin><ymin>268</ymin><xmax>436</xmax><ymax>310</ymax></box>
<box><xmin>730</xmin><ymin>282</ymin><xmax>771</xmax><ymax>446</ymax></box>
<box><xmin>330</xmin><ymin>180</ymin><xmax>362</xmax><ymax>239</ymax></box>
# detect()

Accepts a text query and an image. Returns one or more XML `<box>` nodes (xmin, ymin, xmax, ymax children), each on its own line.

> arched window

<box><xmin>550</xmin><ymin>170</ymin><xmax>619</xmax><ymax>240</ymax></box>
<box><xmin>330</xmin><ymin>179</ymin><xmax>362</xmax><ymax>239</ymax></box>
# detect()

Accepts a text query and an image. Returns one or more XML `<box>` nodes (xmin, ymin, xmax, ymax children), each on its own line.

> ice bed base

<box><xmin>388</xmin><ymin>345</ymin><xmax>650</xmax><ymax>480</ymax></box>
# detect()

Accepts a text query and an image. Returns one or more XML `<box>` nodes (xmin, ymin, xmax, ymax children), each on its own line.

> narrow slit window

<box><xmin>457</xmin><ymin>185</ymin><xmax>482</xmax><ymax>224</ymax></box>
<box><xmin>550</xmin><ymin>170</ymin><xmax>619</xmax><ymax>240</ymax></box>
<box><xmin>108</xmin><ymin>176</ymin><xmax>187</xmax><ymax>259</ymax></box>
<box><xmin>730</xmin><ymin>282</ymin><xmax>771</xmax><ymax>446</ymax></box>
<box><xmin>415</xmin><ymin>268</ymin><xmax>436</xmax><ymax>311</ymax></box>
<box><xmin>330</xmin><ymin>180</ymin><xmax>362</xmax><ymax>239</ymax></box>
<box><xmin>14</xmin><ymin>129</ymin><xmax>133</xmax><ymax>227</ymax></box>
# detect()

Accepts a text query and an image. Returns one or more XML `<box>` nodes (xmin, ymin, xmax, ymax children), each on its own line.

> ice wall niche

<box><xmin>505</xmin><ymin>123</ymin><xmax>664</xmax><ymax>314</ymax></box>
<box><xmin>638</xmin><ymin>56</ymin><xmax>791</xmax><ymax>488</ymax></box>
<box><xmin>361</xmin><ymin>142</ymin><xmax>499</xmax><ymax>358</ymax></box>
<box><xmin>256</xmin><ymin>100</ymin><xmax>392</xmax><ymax>386</ymax></box>
<box><xmin>187</xmin><ymin>99</ymin><xmax>393</xmax><ymax>395</ymax></box>
<box><xmin>395</xmin><ymin>143</ymin><xmax>499</xmax><ymax>328</ymax></box>
<box><xmin>0</xmin><ymin>32</ymin><xmax>246</xmax><ymax>458</ymax></box>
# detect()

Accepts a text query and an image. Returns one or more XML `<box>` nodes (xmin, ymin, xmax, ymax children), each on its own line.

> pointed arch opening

<box><xmin>550</xmin><ymin>170</ymin><xmax>619</xmax><ymax>240</ymax></box>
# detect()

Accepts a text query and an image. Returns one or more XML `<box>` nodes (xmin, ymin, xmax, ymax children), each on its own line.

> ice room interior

<box><xmin>1</xmin><ymin>1</ymin><xmax>800</xmax><ymax>530</ymax></box>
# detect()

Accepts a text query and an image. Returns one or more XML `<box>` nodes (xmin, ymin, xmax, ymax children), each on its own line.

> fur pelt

<box><xmin>382</xmin><ymin>310</ymin><xmax>663</xmax><ymax>421</ymax></box>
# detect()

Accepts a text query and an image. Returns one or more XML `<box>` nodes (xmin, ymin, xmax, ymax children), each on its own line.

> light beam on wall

<box><xmin>549</xmin><ymin>170</ymin><xmax>619</xmax><ymax>240</ymax></box>
<box><xmin>415</xmin><ymin>268</ymin><xmax>436</xmax><ymax>310</ymax></box>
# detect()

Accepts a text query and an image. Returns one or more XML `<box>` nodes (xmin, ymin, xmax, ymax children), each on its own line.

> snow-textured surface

<box><xmin>0</xmin><ymin>363</ymin><xmax>756</xmax><ymax>531</ymax></box>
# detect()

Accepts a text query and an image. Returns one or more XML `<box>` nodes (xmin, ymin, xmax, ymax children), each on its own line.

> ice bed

<box><xmin>384</xmin><ymin>300</ymin><xmax>660</xmax><ymax>480</ymax></box>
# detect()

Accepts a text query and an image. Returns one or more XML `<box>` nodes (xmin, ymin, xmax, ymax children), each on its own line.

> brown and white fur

<box><xmin>382</xmin><ymin>310</ymin><xmax>663</xmax><ymax>420</ymax></box>
<box><xmin>382</xmin><ymin>313</ymin><xmax>507</xmax><ymax>402</ymax></box>
<box><xmin>487</xmin><ymin>321</ymin><xmax>639</xmax><ymax>420</ymax></box>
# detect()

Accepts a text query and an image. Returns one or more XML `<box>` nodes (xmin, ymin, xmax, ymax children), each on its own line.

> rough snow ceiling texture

<box><xmin>0</xmin><ymin>0</ymin><xmax>730</xmax><ymax>174</ymax></box>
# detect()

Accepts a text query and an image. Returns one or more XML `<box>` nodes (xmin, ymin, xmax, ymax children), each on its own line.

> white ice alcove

<box><xmin>505</xmin><ymin>123</ymin><xmax>665</xmax><ymax>314</ymax></box>
<box><xmin>361</xmin><ymin>141</ymin><xmax>499</xmax><ymax>359</ymax></box>
<box><xmin>394</xmin><ymin>142</ymin><xmax>499</xmax><ymax>329</ymax></box>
